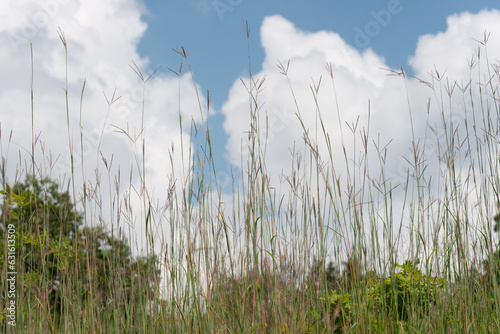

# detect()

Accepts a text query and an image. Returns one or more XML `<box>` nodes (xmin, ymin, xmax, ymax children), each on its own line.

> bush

<box><xmin>325</xmin><ymin>260</ymin><xmax>443</xmax><ymax>332</ymax></box>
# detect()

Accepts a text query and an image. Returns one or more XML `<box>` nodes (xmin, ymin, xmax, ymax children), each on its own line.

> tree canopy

<box><xmin>0</xmin><ymin>175</ymin><xmax>160</xmax><ymax>331</ymax></box>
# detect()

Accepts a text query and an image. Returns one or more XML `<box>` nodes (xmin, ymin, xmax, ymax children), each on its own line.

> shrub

<box><xmin>325</xmin><ymin>260</ymin><xmax>443</xmax><ymax>332</ymax></box>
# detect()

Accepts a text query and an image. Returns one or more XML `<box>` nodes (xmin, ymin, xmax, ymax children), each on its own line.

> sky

<box><xmin>139</xmin><ymin>0</ymin><xmax>500</xmax><ymax>171</ymax></box>
<box><xmin>1</xmin><ymin>0</ymin><xmax>500</xmax><ymax>259</ymax></box>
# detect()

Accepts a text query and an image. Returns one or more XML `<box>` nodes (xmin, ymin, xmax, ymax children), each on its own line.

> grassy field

<box><xmin>1</xmin><ymin>29</ymin><xmax>500</xmax><ymax>333</ymax></box>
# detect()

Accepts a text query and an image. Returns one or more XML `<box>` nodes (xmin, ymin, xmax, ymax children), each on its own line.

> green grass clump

<box><xmin>325</xmin><ymin>260</ymin><xmax>444</xmax><ymax>332</ymax></box>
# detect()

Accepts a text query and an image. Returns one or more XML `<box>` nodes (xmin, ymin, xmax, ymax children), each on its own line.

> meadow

<box><xmin>1</xmin><ymin>28</ymin><xmax>500</xmax><ymax>333</ymax></box>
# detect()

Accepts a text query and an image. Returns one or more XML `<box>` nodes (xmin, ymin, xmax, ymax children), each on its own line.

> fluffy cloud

<box><xmin>224</xmin><ymin>14</ymin><xmax>413</xmax><ymax>187</ymax></box>
<box><xmin>224</xmin><ymin>11</ymin><xmax>500</xmax><ymax>180</ymax></box>
<box><xmin>0</xmin><ymin>0</ymin><xmax>208</xmax><ymax>253</ymax></box>
<box><xmin>411</xmin><ymin>9</ymin><xmax>500</xmax><ymax>81</ymax></box>
<box><xmin>221</xmin><ymin>12</ymin><xmax>500</xmax><ymax>262</ymax></box>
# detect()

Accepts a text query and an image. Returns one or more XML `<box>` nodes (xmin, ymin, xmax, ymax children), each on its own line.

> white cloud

<box><xmin>221</xmin><ymin>12</ymin><xmax>500</xmax><ymax>264</ymax></box>
<box><xmin>224</xmin><ymin>14</ymin><xmax>411</xmax><ymax>183</ymax></box>
<box><xmin>411</xmin><ymin>9</ymin><xmax>500</xmax><ymax>81</ymax></box>
<box><xmin>0</xmin><ymin>0</ymin><xmax>208</xmax><ymax>256</ymax></box>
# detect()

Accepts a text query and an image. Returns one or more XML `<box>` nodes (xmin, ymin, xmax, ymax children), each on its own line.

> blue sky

<box><xmin>137</xmin><ymin>0</ymin><xmax>500</xmax><ymax>172</ymax></box>
<box><xmin>139</xmin><ymin>0</ymin><xmax>499</xmax><ymax>101</ymax></box>
<box><xmin>1</xmin><ymin>0</ymin><xmax>500</xmax><ymax>253</ymax></box>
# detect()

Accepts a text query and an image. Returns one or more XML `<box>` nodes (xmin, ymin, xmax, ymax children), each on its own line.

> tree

<box><xmin>0</xmin><ymin>175</ymin><xmax>160</xmax><ymax>330</ymax></box>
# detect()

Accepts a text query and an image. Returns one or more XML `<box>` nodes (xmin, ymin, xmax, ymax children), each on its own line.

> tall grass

<box><xmin>1</xmin><ymin>26</ymin><xmax>500</xmax><ymax>333</ymax></box>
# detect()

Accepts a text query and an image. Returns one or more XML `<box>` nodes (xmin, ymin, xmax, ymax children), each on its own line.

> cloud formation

<box><xmin>224</xmin><ymin>11</ymin><xmax>500</xmax><ymax>181</ymax></box>
<box><xmin>221</xmin><ymin>12</ymin><xmax>500</xmax><ymax>260</ymax></box>
<box><xmin>0</xmin><ymin>0</ymin><xmax>208</xmax><ymax>252</ymax></box>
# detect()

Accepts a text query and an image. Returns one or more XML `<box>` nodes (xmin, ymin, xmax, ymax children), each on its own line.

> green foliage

<box><xmin>0</xmin><ymin>176</ymin><xmax>82</xmax><ymax>238</ymax></box>
<box><xmin>0</xmin><ymin>175</ymin><xmax>160</xmax><ymax>331</ymax></box>
<box><xmin>325</xmin><ymin>260</ymin><xmax>444</xmax><ymax>332</ymax></box>
<box><xmin>387</xmin><ymin>261</ymin><xmax>443</xmax><ymax>319</ymax></box>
